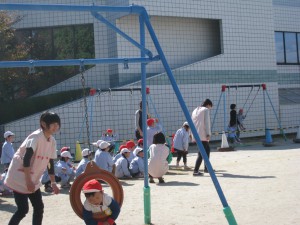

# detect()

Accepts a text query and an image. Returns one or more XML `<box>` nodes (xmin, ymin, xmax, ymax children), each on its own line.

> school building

<box><xmin>2</xmin><ymin>0</ymin><xmax>300</xmax><ymax>148</ymax></box>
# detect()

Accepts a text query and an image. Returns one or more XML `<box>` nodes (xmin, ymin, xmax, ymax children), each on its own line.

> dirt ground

<box><xmin>1</xmin><ymin>139</ymin><xmax>300</xmax><ymax>225</ymax></box>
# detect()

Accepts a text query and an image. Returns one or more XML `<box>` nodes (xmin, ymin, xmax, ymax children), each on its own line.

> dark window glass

<box><xmin>275</xmin><ymin>32</ymin><xmax>285</xmax><ymax>63</ymax></box>
<box><xmin>284</xmin><ymin>32</ymin><xmax>297</xmax><ymax>63</ymax></box>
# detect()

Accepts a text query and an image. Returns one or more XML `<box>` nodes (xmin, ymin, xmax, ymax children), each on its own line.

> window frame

<box><xmin>275</xmin><ymin>31</ymin><xmax>300</xmax><ymax>65</ymax></box>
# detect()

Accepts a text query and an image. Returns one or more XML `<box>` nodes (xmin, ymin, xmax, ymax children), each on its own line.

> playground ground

<box><xmin>1</xmin><ymin>137</ymin><xmax>300</xmax><ymax>225</ymax></box>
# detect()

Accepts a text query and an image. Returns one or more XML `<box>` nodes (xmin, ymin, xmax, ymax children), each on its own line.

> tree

<box><xmin>0</xmin><ymin>11</ymin><xmax>29</xmax><ymax>102</ymax></box>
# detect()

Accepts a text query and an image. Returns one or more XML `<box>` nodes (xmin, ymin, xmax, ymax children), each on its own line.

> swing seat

<box><xmin>69</xmin><ymin>162</ymin><xmax>124</xmax><ymax>222</ymax></box>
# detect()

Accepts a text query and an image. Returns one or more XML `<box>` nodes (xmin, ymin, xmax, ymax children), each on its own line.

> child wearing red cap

<box><xmin>100</xmin><ymin>129</ymin><xmax>118</xmax><ymax>152</ymax></box>
<box><xmin>133</xmin><ymin>139</ymin><xmax>143</xmax><ymax>156</ymax></box>
<box><xmin>125</xmin><ymin>140</ymin><xmax>136</xmax><ymax>163</ymax></box>
<box><xmin>82</xmin><ymin>179</ymin><xmax>120</xmax><ymax>225</ymax></box>
<box><xmin>112</xmin><ymin>145</ymin><xmax>126</xmax><ymax>163</ymax></box>
<box><xmin>146</xmin><ymin>118</ymin><xmax>162</xmax><ymax>149</ymax></box>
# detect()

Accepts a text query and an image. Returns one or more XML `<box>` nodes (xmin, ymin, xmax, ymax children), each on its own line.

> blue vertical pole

<box><xmin>265</xmin><ymin>89</ymin><xmax>287</xmax><ymax>141</ymax></box>
<box><xmin>224</xmin><ymin>88</ymin><xmax>227</xmax><ymax>131</ymax></box>
<box><xmin>142</xmin><ymin>11</ymin><xmax>237</xmax><ymax>225</ymax></box>
<box><xmin>263</xmin><ymin>84</ymin><xmax>267</xmax><ymax>130</ymax></box>
<box><xmin>140</xmin><ymin>15</ymin><xmax>151</xmax><ymax>225</ymax></box>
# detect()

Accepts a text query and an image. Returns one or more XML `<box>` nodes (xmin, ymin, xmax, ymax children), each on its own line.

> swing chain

<box><xmin>80</xmin><ymin>64</ymin><xmax>91</xmax><ymax>149</ymax></box>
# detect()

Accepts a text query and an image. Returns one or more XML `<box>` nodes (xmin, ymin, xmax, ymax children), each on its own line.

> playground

<box><xmin>1</xmin><ymin>140</ymin><xmax>300</xmax><ymax>225</ymax></box>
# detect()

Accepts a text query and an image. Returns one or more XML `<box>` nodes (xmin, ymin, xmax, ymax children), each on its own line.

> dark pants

<box><xmin>175</xmin><ymin>149</ymin><xmax>187</xmax><ymax>164</ymax></box>
<box><xmin>194</xmin><ymin>141</ymin><xmax>210</xmax><ymax>172</ymax></box>
<box><xmin>135</xmin><ymin>130</ymin><xmax>142</xmax><ymax>140</ymax></box>
<box><xmin>9</xmin><ymin>189</ymin><xmax>44</xmax><ymax>225</ymax></box>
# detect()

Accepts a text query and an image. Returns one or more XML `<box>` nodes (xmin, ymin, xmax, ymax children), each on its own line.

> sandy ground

<box><xmin>1</xmin><ymin>140</ymin><xmax>300</xmax><ymax>225</ymax></box>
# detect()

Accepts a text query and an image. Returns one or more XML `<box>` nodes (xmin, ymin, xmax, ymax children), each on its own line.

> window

<box><xmin>284</xmin><ymin>32</ymin><xmax>298</xmax><ymax>63</ymax></box>
<box><xmin>275</xmin><ymin>32</ymin><xmax>284</xmax><ymax>63</ymax></box>
<box><xmin>275</xmin><ymin>31</ymin><xmax>300</xmax><ymax>64</ymax></box>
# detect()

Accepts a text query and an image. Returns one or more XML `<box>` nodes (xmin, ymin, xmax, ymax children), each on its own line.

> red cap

<box><xmin>126</xmin><ymin>141</ymin><xmax>135</xmax><ymax>149</ymax></box>
<box><xmin>60</xmin><ymin>146</ymin><xmax>70</xmax><ymax>153</ymax></box>
<box><xmin>82</xmin><ymin>179</ymin><xmax>102</xmax><ymax>193</ymax></box>
<box><xmin>147</xmin><ymin>118</ymin><xmax>155</xmax><ymax>127</ymax></box>
<box><xmin>119</xmin><ymin>145</ymin><xmax>126</xmax><ymax>151</ymax></box>
<box><xmin>107</xmin><ymin>129</ymin><xmax>113</xmax><ymax>133</ymax></box>
<box><xmin>138</xmin><ymin>139</ymin><xmax>143</xmax><ymax>144</ymax></box>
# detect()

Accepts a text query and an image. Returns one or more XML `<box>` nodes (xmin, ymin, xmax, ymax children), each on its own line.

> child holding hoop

<box><xmin>82</xmin><ymin>179</ymin><xmax>120</xmax><ymax>225</ymax></box>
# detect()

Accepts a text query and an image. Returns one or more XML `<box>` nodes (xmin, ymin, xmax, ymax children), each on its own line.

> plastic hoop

<box><xmin>69</xmin><ymin>162</ymin><xmax>124</xmax><ymax>221</ymax></box>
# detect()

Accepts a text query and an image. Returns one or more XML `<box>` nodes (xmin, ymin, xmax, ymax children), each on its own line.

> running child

<box><xmin>4</xmin><ymin>111</ymin><xmax>60</xmax><ymax>225</ymax></box>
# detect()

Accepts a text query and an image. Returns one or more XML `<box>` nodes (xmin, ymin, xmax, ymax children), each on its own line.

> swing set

<box><xmin>0</xmin><ymin>3</ymin><xmax>238</xmax><ymax>225</ymax></box>
<box><xmin>211</xmin><ymin>84</ymin><xmax>287</xmax><ymax>145</ymax></box>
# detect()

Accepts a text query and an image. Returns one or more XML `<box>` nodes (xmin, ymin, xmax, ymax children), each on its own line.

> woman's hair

<box><xmin>40</xmin><ymin>111</ymin><xmax>61</xmax><ymax>129</ymax></box>
<box><xmin>230</xmin><ymin>104</ymin><xmax>236</xmax><ymax>110</ymax></box>
<box><xmin>201</xmin><ymin>99</ymin><xmax>213</xmax><ymax>107</ymax></box>
<box><xmin>153</xmin><ymin>132</ymin><xmax>166</xmax><ymax>144</ymax></box>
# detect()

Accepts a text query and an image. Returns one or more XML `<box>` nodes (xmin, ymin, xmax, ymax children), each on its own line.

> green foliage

<box><xmin>0</xmin><ymin>88</ymin><xmax>89</xmax><ymax>125</ymax></box>
<box><xmin>0</xmin><ymin>14</ymin><xmax>95</xmax><ymax>103</ymax></box>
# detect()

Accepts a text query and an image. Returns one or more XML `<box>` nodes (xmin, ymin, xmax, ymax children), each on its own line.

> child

<box><xmin>4</xmin><ymin>111</ymin><xmax>60</xmax><ymax>225</ymax></box>
<box><xmin>82</xmin><ymin>179</ymin><xmax>120</xmax><ymax>225</ymax></box>
<box><xmin>41</xmin><ymin>169</ymin><xmax>61</xmax><ymax>193</ymax></box>
<box><xmin>94</xmin><ymin>141</ymin><xmax>115</xmax><ymax>173</ymax></box>
<box><xmin>75</xmin><ymin>148</ymin><xmax>92</xmax><ymax>178</ymax></box>
<box><xmin>101</xmin><ymin>129</ymin><xmax>118</xmax><ymax>152</ymax></box>
<box><xmin>115</xmin><ymin>148</ymin><xmax>132</xmax><ymax>179</ymax></box>
<box><xmin>148</xmin><ymin>132</ymin><xmax>169</xmax><ymax>183</ymax></box>
<box><xmin>237</xmin><ymin>108</ymin><xmax>246</xmax><ymax>130</ymax></box>
<box><xmin>146</xmin><ymin>118</ymin><xmax>162</xmax><ymax>149</ymax></box>
<box><xmin>113</xmin><ymin>145</ymin><xmax>126</xmax><ymax>163</ymax></box>
<box><xmin>133</xmin><ymin>139</ymin><xmax>143</xmax><ymax>156</ymax></box>
<box><xmin>126</xmin><ymin>140</ymin><xmax>136</xmax><ymax>163</ymax></box>
<box><xmin>228</xmin><ymin>104</ymin><xmax>241</xmax><ymax>142</ymax></box>
<box><xmin>129</xmin><ymin>149</ymin><xmax>144</xmax><ymax>178</ymax></box>
<box><xmin>56</xmin><ymin>151</ymin><xmax>76</xmax><ymax>188</ymax></box>
<box><xmin>173</xmin><ymin>122</ymin><xmax>190</xmax><ymax>169</ymax></box>
<box><xmin>0</xmin><ymin>169</ymin><xmax>13</xmax><ymax>196</ymax></box>
<box><xmin>1</xmin><ymin>130</ymin><xmax>15</xmax><ymax>169</ymax></box>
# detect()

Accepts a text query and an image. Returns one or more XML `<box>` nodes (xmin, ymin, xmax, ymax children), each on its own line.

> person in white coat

<box><xmin>191</xmin><ymin>99</ymin><xmax>213</xmax><ymax>176</ymax></box>
<box><xmin>148</xmin><ymin>132</ymin><xmax>169</xmax><ymax>183</ymax></box>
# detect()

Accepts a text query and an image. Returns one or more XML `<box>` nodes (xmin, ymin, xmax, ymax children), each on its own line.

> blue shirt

<box><xmin>129</xmin><ymin>156</ymin><xmax>144</xmax><ymax>174</ymax></box>
<box><xmin>94</xmin><ymin>150</ymin><xmax>114</xmax><ymax>172</ymax></box>
<box><xmin>75</xmin><ymin>158</ymin><xmax>90</xmax><ymax>178</ymax></box>
<box><xmin>115</xmin><ymin>156</ymin><xmax>131</xmax><ymax>178</ymax></box>
<box><xmin>173</xmin><ymin>127</ymin><xmax>189</xmax><ymax>151</ymax></box>
<box><xmin>1</xmin><ymin>141</ymin><xmax>15</xmax><ymax>164</ymax></box>
<box><xmin>55</xmin><ymin>160</ymin><xmax>74</xmax><ymax>177</ymax></box>
<box><xmin>113</xmin><ymin>153</ymin><xmax>122</xmax><ymax>163</ymax></box>
<box><xmin>146</xmin><ymin>124</ymin><xmax>162</xmax><ymax>148</ymax></box>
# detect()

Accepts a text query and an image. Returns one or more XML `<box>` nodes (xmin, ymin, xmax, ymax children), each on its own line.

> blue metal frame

<box><xmin>0</xmin><ymin>3</ymin><xmax>237</xmax><ymax>225</ymax></box>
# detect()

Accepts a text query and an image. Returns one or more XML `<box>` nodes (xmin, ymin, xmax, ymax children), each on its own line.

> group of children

<box><xmin>0</xmin><ymin>104</ymin><xmax>247</xmax><ymax>225</ymax></box>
